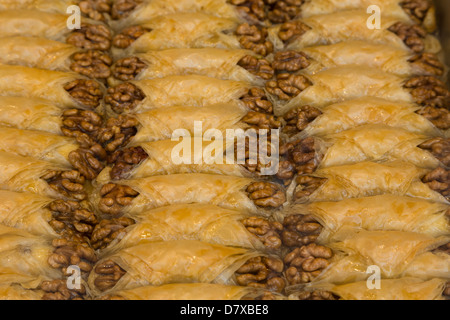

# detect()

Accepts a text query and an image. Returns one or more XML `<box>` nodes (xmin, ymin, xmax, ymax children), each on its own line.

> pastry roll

<box><xmin>272</xmin><ymin>41</ymin><xmax>445</xmax><ymax>78</ymax></box>
<box><xmin>0</xmin><ymin>127</ymin><xmax>106</xmax><ymax>179</ymax></box>
<box><xmin>98</xmin><ymin>101</ymin><xmax>279</xmax><ymax>153</ymax></box>
<box><xmin>0</xmin><ymin>64</ymin><xmax>105</xmax><ymax>110</ymax></box>
<box><xmin>281</xmin><ymin>125</ymin><xmax>449</xmax><ymax>178</ymax></box>
<box><xmin>104</xmin><ymin>75</ymin><xmax>252</xmax><ymax>114</ymax></box>
<box><xmin>88</xmin><ymin>240</ymin><xmax>286</xmax><ymax>296</ymax></box>
<box><xmin>90</xmin><ymin>203</ymin><xmax>283</xmax><ymax>253</ymax></box>
<box><xmin>293</xmin><ymin>161</ymin><xmax>449</xmax><ymax>204</ymax></box>
<box><xmin>288</xmin><ymin>194</ymin><xmax>450</xmax><ymax>241</ymax></box>
<box><xmin>98</xmin><ymin>283</ymin><xmax>283</xmax><ymax>300</ymax></box>
<box><xmin>311</xmin><ymin>230</ymin><xmax>449</xmax><ymax>285</ymax></box>
<box><xmin>293</xmin><ymin>0</ymin><xmax>436</xmax><ymax>32</ymax></box>
<box><xmin>281</xmin><ymin>97</ymin><xmax>449</xmax><ymax>138</ymax></box>
<box><xmin>111</xmin><ymin>13</ymin><xmax>274</xmax><ymax>58</ymax></box>
<box><xmin>0</xmin><ymin>10</ymin><xmax>112</xmax><ymax>51</ymax></box>
<box><xmin>94</xmin><ymin>173</ymin><xmax>287</xmax><ymax>217</ymax></box>
<box><xmin>0</xmin><ymin>151</ymin><xmax>88</xmax><ymax>201</ymax></box>
<box><xmin>265</xmin><ymin>66</ymin><xmax>450</xmax><ymax>116</ymax></box>
<box><xmin>0</xmin><ymin>0</ymin><xmax>110</xmax><ymax>21</ymax></box>
<box><xmin>109</xmin><ymin>48</ymin><xmax>273</xmax><ymax>86</ymax></box>
<box><xmin>269</xmin><ymin>10</ymin><xmax>441</xmax><ymax>54</ymax></box>
<box><xmin>0</xmin><ymin>190</ymin><xmax>98</xmax><ymax>240</ymax></box>
<box><xmin>291</xmin><ymin>278</ymin><xmax>449</xmax><ymax>301</ymax></box>
<box><xmin>0</xmin><ymin>284</ymin><xmax>45</xmax><ymax>300</ymax></box>
<box><xmin>0</xmin><ymin>36</ymin><xmax>112</xmax><ymax>80</ymax></box>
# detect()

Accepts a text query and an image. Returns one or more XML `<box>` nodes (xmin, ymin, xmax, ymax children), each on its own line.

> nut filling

<box><xmin>242</xmin><ymin>111</ymin><xmax>282</xmax><ymax>130</ymax></box>
<box><xmin>242</xmin><ymin>216</ymin><xmax>284</xmax><ymax>250</ymax></box>
<box><xmin>237</xmin><ymin>55</ymin><xmax>275</xmax><ymax>80</ymax></box>
<box><xmin>93</xmin><ymin>259</ymin><xmax>127</xmax><ymax>292</ymax></box>
<box><xmin>40</xmin><ymin>279</ymin><xmax>87</xmax><ymax>300</ymax></box>
<box><xmin>284</xmin><ymin>243</ymin><xmax>333</xmax><ymax>285</ymax></box>
<box><xmin>240</xmin><ymin>87</ymin><xmax>274</xmax><ymax>114</ymax></box>
<box><xmin>281</xmin><ymin>137</ymin><xmax>322</xmax><ymax>175</ymax></box>
<box><xmin>105</xmin><ymin>82</ymin><xmax>146</xmax><ymax>114</ymax></box>
<box><xmin>281</xmin><ymin>214</ymin><xmax>323</xmax><ymax>248</ymax></box>
<box><xmin>235</xmin><ymin>256</ymin><xmax>286</xmax><ymax>293</ymax></box>
<box><xmin>421</xmin><ymin>167</ymin><xmax>450</xmax><ymax>200</ymax></box>
<box><xmin>294</xmin><ymin>176</ymin><xmax>327</xmax><ymax>201</ymax></box>
<box><xmin>266</xmin><ymin>73</ymin><xmax>312</xmax><ymax>101</ymax></box>
<box><xmin>108</xmin><ymin>146</ymin><xmax>149</xmax><ymax>180</ymax></box>
<box><xmin>66</xmin><ymin>23</ymin><xmax>112</xmax><ymax>51</ymax></box>
<box><xmin>78</xmin><ymin>0</ymin><xmax>112</xmax><ymax>22</ymax></box>
<box><xmin>111</xmin><ymin>0</ymin><xmax>143</xmax><ymax>20</ymax></box>
<box><xmin>266</xmin><ymin>0</ymin><xmax>305</xmax><ymax>24</ymax></box>
<box><xmin>236</xmin><ymin>23</ymin><xmax>274</xmax><ymax>57</ymax></box>
<box><xmin>388</xmin><ymin>22</ymin><xmax>427</xmax><ymax>53</ymax></box>
<box><xmin>416</xmin><ymin>106</ymin><xmax>450</xmax><ymax>130</ymax></box>
<box><xmin>97</xmin><ymin>115</ymin><xmax>139</xmax><ymax>153</ymax></box>
<box><xmin>113</xmin><ymin>26</ymin><xmax>151</xmax><ymax>49</ymax></box>
<box><xmin>282</xmin><ymin>105</ymin><xmax>323</xmax><ymax>135</ymax></box>
<box><xmin>408</xmin><ymin>53</ymin><xmax>444</xmax><ymax>76</ymax></box>
<box><xmin>418</xmin><ymin>137</ymin><xmax>450</xmax><ymax>167</ymax></box>
<box><xmin>229</xmin><ymin>0</ymin><xmax>267</xmax><ymax>24</ymax></box>
<box><xmin>70</xmin><ymin>50</ymin><xmax>113</xmax><ymax>80</ymax></box>
<box><xmin>90</xmin><ymin>217</ymin><xmax>136</xmax><ymax>250</ymax></box>
<box><xmin>68</xmin><ymin>147</ymin><xmax>106</xmax><ymax>180</ymax></box>
<box><xmin>112</xmin><ymin>56</ymin><xmax>148</xmax><ymax>81</ymax></box>
<box><xmin>48</xmin><ymin>200</ymin><xmax>98</xmax><ymax>242</ymax></box>
<box><xmin>246</xmin><ymin>181</ymin><xmax>286</xmax><ymax>208</ymax></box>
<box><xmin>404</xmin><ymin>76</ymin><xmax>450</xmax><ymax>109</ymax></box>
<box><xmin>400</xmin><ymin>0</ymin><xmax>433</xmax><ymax>24</ymax></box>
<box><xmin>64</xmin><ymin>79</ymin><xmax>104</xmax><ymax>109</ymax></box>
<box><xmin>278</xmin><ymin>21</ymin><xmax>311</xmax><ymax>45</ymax></box>
<box><xmin>294</xmin><ymin>290</ymin><xmax>339</xmax><ymax>300</ymax></box>
<box><xmin>272</xmin><ymin>50</ymin><xmax>311</xmax><ymax>73</ymax></box>
<box><xmin>98</xmin><ymin>183</ymin><xmax>140</xmax><ymax>216</ymax></box>
<box><xmin>42</xmin><ymin>170</ymin><xmax>87</xmax><ymax>201</ymax></box>
<box><xmin>61</xmin><ymin>109</ymin><xmax>104</xmax><ymax>148</ymax></box>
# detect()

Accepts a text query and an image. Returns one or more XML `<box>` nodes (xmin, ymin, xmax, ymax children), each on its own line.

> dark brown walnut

<box><xmin>272</xmin><ymin>50</ymin><xmax>310</xmax><ymax>73</ymax></box>
<box><xmin>284</xmin><ymin>243</ymin><xmax>333</xmax><ymax>285</ymax></box>
<box><xmin>47</xmin><ymin>238</ymin><xmax>97</xmax><ymax>276</ymax></box>
<box><xmin>281</xmin><ymin>214</ymin><xmax>323</xmax><ymax>248</ymax></box>
<box><xmin>242</xmin><ymin>111</ymin><xmax>282</xmax><ymax>130</ymax></box>
<box><xmin>93</xmin><ymin>259</ymin><xmax>127</xmax><ymax>292</ymax></box>
<box><xmin>112</xmin><ymin>56</ymin><xmax>148</xmax><ymax>82</ymax></box>
<box><xmin>90</xmin><ymin>217</ymin><xmax>136</xmax><ymax>250</ymax></box>
<box><xmin>278</xmin><ymin>21</ymin><xmax>311</xmax><ymax>44</ymax></box>
<box><xmin>422</xmin><ymin>167</ymin><xmax>450</xmax><ymax>200</ymax></box>
<box><xmin>98</xmin><ymin>183</ymin><xmax>140</xmax><ymax>216</ymax></box>
<box><xmin>70</xmin><ymin>50</ymin><xmax>113</xmax><ymax>80</ymax></box>
<box><xmin>237</xmin><ymin>55</ymin><xmax>274</xmax><ymax>80</ymax></box>
<box><xmin>42</xmin><ymin>170</ymin><xmax>87</xmax><ymax>201</ymax></box>
<box><xmin>66</xmin><ymin>23</ymin><xmax>112</xmax><ymax>51</ymax></box>
<box><xmin>294</xmin><ymin>175</ymin><xmax>327</xmax><ymax>201</ymax></box>
<box><xmin>246</xmin><ymin>181</ymin><xmax>286</xmax><ymax>208</ymax></box>
<box><xmin>400</xmin><ymin>0</ymin><xmax>432</xmax><ymax>24</ymax></box>
<box><xmin>235</xmin><ymin>256</ymin><xmax>286</xmax><ymax>293</ymax></box>
<box><xmin>111</xmin><ymin>0</ymin><xmax>142</xmax><ymax>20</ymax></box>
<box><xmin>388</xmin><ymin>22</ymin><xmax>427</xmax><ymax>53</ymax></box>
<box><xmin>276</xmin><ymin>160</ymin><xmax>296</xmax><ymax>183</ymax></box>
<box><xmin>113</xmin><ymin>25</ymin><xmax>150</xmax><ymax>49</ymax></box>
<box><xmin>236</xmin><ymin>23</ymin><xmax>274</xmax><ymax>57</ymax></box>
<box><xmin>418</xmin><ymin>137</ymin><xmax>450</xmax><ymax>167</ymax></box>
<box><xmin>96</xmin><ymin>115</ymin><xmax>139</xmax><ymax>154</ymax></box>
<box><xmin>64</xmin><ymin>79</ymin><xmax>103</xmax><ymax>109</ymax></box>
<box><xmin>282</xmin><ymin>137</ymin><xmax>322</xmax><ymax>175</ymax></box>
<box><xmin>267</xmin><ymin>0</ymin><xmax>304</xmax><ymax>24</ymax></box>
<box><xmin>108</xmin><ymin>146</ymin><xmax>149</xmax><ymax>180</ymax></box>
<box><xmin>444</xmin><ymin>282</ymin><xmax>450</xmax><ymax>297</ymax></box>
<box><xmin>416</xmin><ymin>106</ymin><xmax>450</xmax><ymax>130</ymax></box>
<box><xmin>266</xmin><ymin>73</ymin><xmax>312</xmax><ymax>101</ymax></box>
<box><xmin>229</xmin><ymin>0</ymin><xmax>267</xmax><ymax>24</ymax></box>
<box><xmin>105</xmin><ymin>82</ymin><xmax>146</xmax><ymax>114</ymax></box>
<box><xmin>40</xmin><ymin>279</ymin><xmax>87</xmax><ymax>300</ymax></box>
<box><xmin>78</xmin><ymin>0</ymin><xmax>112</xmax><ymax>21</ymax></box>
<box><xmin>61</xmin><ymin>109</ymin><xmax>104</xmax><ymax>148</ymax></box>
<box><xmin>408</xmin><ymin>53</ymin><xmax>444</xmax><ymax>76</ymax></box>
<box><xmin>240</xmin><ymin>87</ymin><xmax>274</xmax><ymax>114</ymax></box>
<box><xmin>436</xmin><ymin>242</ymin><xmax>450</xmax><ymax>255</ymax></box>
<box><xmin>48</xmin><ymin>200</ymin><xmax>98</xmax><ymax>242</ymax></box>
<box><xmin>68</xmin><ymin>147</ymin><xmax>106</xmax><ymax>180</ymax></box>
<box><xmin>404</xmin><ymin>76</ymin><xmax>450</xmax><ymax>109</ymax></box>
<box><xmin>282</xmin><ymin>105</ymin><xmax>323</xmax><ymax>135</ymax></box>
<box><xmin>242</xmin><ymin>216</ymin><xmax>283</xmax><ymax>250</ymax></box>
<box><xmin>294</xmin><ymin>290</ymin><xmax>339</xmax><ymax>300</ymax></box>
